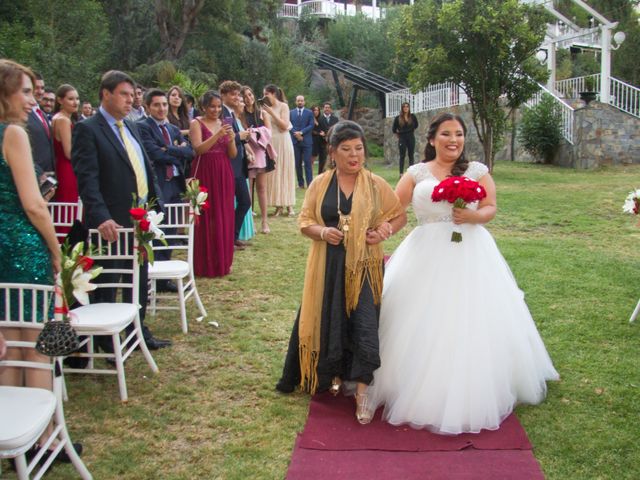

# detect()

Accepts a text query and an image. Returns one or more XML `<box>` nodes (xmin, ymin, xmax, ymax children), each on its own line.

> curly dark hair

<box><xmin>423</xmin><ymin>112</ymin><xmax>469</xmax><ymax>177</ymax></box>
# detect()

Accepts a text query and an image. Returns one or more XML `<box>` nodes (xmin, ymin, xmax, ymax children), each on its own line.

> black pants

<box><xmin>234</xmin><ymin>176</ymin><xmax>251</xmax><ymax>240</ymax></box>
<box><xmin>398</xmin><ymin>134</ymin><xmax>416</xmax><ymax>175</ymax></box>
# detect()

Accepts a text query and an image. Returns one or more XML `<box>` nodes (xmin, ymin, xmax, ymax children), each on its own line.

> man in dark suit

<box><xmin>317</xmin><ymin>102</ymin><xmax>339</xmax><ymax>174</ymax></box>
<box><xmin>220</xmin><ymin>80</ymin><xmax>251</xmax><ymax>250</ymax></box>
<box><xmin>290</xmin><ymin>95</ymin><xmax>315</xmax><ymax>188</ymax></box>
<box><xmin>137</xmin><ymin>88</ymin><xmax>193</xmax><ymax>278</ymax></box>
<box><xmin>27</xmin><ymin>72</ymin><xmax>54</xmax><ymax>179</ymax></box>
<box><xmin>71</xmin><ymin>70</ymin><xmax>171</xmax><ymax>350</ymax></box>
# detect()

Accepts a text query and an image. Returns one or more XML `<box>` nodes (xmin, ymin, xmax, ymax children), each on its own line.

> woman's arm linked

<box><xmin>3</xmin><ymin>125</ymin><xmax>60</xmax><ymax>273</ymax></box>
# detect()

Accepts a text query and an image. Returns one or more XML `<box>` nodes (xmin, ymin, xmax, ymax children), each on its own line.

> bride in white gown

<box><xmin>366</xmin><ymin>113</ymin><xmax>559</xmax><ymax>434</ymax></box>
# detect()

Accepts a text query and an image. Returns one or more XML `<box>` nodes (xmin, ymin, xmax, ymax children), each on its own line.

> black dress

<box><xmin>276</xmin><ymin>174</ymin><xmax>381</xmax><ymax>393</ymax></box>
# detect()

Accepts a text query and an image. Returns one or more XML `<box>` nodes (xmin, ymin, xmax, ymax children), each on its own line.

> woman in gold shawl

<box><xmin>276</xmin><ymin>121</ymin><xmax>406</xmax><ymax>424</ymax></box>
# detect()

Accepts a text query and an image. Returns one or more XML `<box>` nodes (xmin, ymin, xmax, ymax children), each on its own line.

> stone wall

<box><xmin>383</xmin><ymin>102</ymin><xmax>640</xmax><ymax>169</ymax></box>
<box><xmin>335</xmin><ymin>107</ymin><xmax>386</xmax><ymax>145</ymax></box>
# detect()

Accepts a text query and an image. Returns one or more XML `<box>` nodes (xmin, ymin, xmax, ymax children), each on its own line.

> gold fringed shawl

<box><xmin>297</xmin><ymin>169</ymin><xmax>403</xmax><ymax>393</ymax></box>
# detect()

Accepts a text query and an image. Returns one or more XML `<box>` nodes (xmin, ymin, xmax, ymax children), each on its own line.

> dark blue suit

<box><xmin>71</xmin><ymin>109</ymin><xmax>164</xmax><ymax>343</ymax></box>
<box><xmin>138</xmin><ymin>117</ymin><xmax>194</xmax><ymax>261</ymax></box>
<box><xmin>290</xmin><ymin>107</ymin><xmax>315</xmax><ymax>187</ymax></box>
<box><xmin>222</xmin><ymin>105</ymin><xmax>251</xmax><ymax>241</ymax></box>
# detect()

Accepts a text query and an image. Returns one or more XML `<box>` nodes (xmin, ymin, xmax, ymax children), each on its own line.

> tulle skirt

<box><xmin>367</xmin><ymin>221</ymin><xmax>559</xmax><ymax>434</ymax></box>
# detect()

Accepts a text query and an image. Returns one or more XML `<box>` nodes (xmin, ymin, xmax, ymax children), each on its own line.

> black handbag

<box><xmin>35</xmin><ymin>320</ymin><xmax>80</xmax><ymax>357</ymax></box>
<box><xmin>265</xmin><ymin>152</ymin><xmax>276</xmax><ymax>173</ymax></box>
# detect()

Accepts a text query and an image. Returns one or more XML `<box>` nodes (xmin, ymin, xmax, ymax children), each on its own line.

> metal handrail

<box><xmin>524</xmin><ymin>84</ymin><xmax>575</xmax><ymax>144</ymax></box>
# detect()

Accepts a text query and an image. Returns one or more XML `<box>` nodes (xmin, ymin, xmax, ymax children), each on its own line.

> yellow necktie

<box><xmin>115</xmin><ymin>120</ymin><xmax>148</xmax><ymax>202</ymax></box>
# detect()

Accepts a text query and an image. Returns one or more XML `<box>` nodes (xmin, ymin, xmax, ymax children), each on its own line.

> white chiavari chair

<box><xmin>148</xmin><ymin>203</ymin><xmax>208</xmax><ymax>333</ymax></box>
<box><xmin>0</xmin><ymin>283</ymin><xmax>91</xmax><ymax>479</ymax></box>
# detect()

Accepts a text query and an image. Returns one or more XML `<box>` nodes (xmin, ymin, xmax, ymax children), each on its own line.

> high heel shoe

<box><xmin>287</xmin><ymin>207</ymin><xmax>295</xmax><ymax>217</ymax></box>
<box><xmin>261</xmin><ymin>222</ymin><xmax>270</xmax><ymax>234</ymax></box>
<box><xmin>355</xmin><ymin>393</ymin><xmax>373</xmax><ymax>425</ymax></box>
<box><xmin>329</xmin><ymin>377</ymin><xmax>342</xmax><ymax>396</ymax></box>
<box><xmin>273</xmin><ymin>207</ymin><xmax>283</xmax><ymax>217</ymax></box>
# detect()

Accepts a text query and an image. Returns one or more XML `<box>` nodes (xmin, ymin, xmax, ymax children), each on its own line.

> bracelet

<box><xmin>320</xmin><ymin>227</ymin><xmax>328</xmax><ymax>241</ymax></box>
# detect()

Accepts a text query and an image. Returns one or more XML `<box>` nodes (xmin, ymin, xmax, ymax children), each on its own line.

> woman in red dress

<box><xmin>52</xmin><ymin>84</ymin><xmax>80</xmax><ymax>239</ymax></box>
<box><xmin>189</xmin><ymin>91</ymin><xmax>237</xmax><ymax>277</ymax></box>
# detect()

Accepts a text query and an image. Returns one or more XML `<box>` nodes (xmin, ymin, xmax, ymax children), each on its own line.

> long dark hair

<box><xmin>423</xmin><ymin>112</ymin><xmax>468</xmax><ymax>177</ymax></box>
<box><xmin>200</xmin><ymin>90</ymin><xmax>223</xmax><ymax>119</ymax></box>
<box><xmin>167</xmin><ymin>85</ymin><xmax>190</xmax><ymax>129</ymax></box>
<box><xmin>398</xmin><ymin>102</ymin><xmax>413</xmax><ymax>127</ymax></box>
<box><xmin>264</xmin><ymin>83</ymin><xmax>286</xmax><ymax>103</ymax></box>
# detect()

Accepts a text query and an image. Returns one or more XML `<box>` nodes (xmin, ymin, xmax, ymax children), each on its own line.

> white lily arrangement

<box><xmin>622</xmin><ymin>189</ymin><xmax>640</xmax><ymax>215</ymax></box>
<box><xmin>130</xmin><ymin>202</ymin><xmax>168</xmax><ymax>265</ymax></box>
<box><xmin>55</xmin><ymin>241</ymin><xmax>103</xmax><ymax>320</ymax></box>
<box><xmin>183</xmin><ymin>178</ymin><xmax>209</xmax><ymax>222</ymax></box>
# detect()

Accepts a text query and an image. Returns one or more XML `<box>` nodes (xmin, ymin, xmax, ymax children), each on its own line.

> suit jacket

<box><xmin>71</xmin><ymin>110</ymin><xmax>163</xmax><ymax>229</ymax></box>
<box><xmin>222</xmin><ymin>105</ymin><xmax>247</xmax><ymax>178</ymax></box>
<box><xmin>26</xmin><ymin>109</ymin><xmax>54</xmax><ymax>177</ymax></box>
<box><xmin>137</xmin><ymin>117</ymin><xmax>193</xmax><ymax>192</ymax></box>
<box><xmin>290</xmin><ymin>107</ymin><xmax>315</xmax><ymax>147</ymax></box>
<box><xmin>318</xmin><ymin>114</ymin><xmax>339</xmax><ymax>141</ymax></box>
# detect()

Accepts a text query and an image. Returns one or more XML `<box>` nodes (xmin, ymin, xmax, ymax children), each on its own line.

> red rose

<box><xmin>201</xmin><ymin>200</ymin><xmax>210</xmax><ymax>211</ymax></box>
<box><xmin>77</xmin><ymin>255</ymin><xmax>94</xmax><ymax>271</ymax></box>
<box><xmin>199</xmin><ymin>186</ymin><xmax>208</xmax><ymax>193</ymax></box>
<box><xmin>130</xmin><ymin>208</ymin><xmax>147</xmax><ymax>220</ymax></box>
<box><xmin>139</xmin><ymin>218</ymin><xmax>151</xmax><ymax>232</ymax></box>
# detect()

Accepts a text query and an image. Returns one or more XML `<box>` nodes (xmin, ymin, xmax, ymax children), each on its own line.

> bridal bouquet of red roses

<box><xmin>431</xmin><ymin>176</ymin><xmax>487</xmax><ymax>242</ymax></box>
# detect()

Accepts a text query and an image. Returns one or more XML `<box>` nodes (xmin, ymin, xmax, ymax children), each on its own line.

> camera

<box><xmin>256</xmin><ymin>96</ymin><xmax>272</xmax><ymax>107</ymax></box>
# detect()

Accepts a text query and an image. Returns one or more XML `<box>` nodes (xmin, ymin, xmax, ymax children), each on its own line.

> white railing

<box><xmin>278</xmin><ymin>1</ymin><xmax>383</xmax><ymax>20</ymax></box>
<box><xmin>278</xmin><ymin>3</ymin><xmax>298</xmax><ymax>18</ymax></box>
<box><xmin>610</xmin><ymin>77</ymin><xmax>640</xmax><ymax>118</ymax></box>
<box><xmin>386</xmin><ymin>82</ymin><xmax>468</xmax><ymax>118</ymax></box>
<box><xmin>524</xmin><ymin>84</ymin><xmax>575</xmax><ymax>144</ymax></box>
<box><xmin>555</xmin><ymin>74</ymin><xmax>600</xmax><ymax>100</ymax></box>
<box><xmin>555</xmin><ymin>74</ymin><xmax>640</xmax><ymax>118</ymax></box>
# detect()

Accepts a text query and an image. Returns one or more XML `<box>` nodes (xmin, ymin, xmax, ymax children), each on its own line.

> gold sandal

<box><xmin>329</xmin><ymin>377</ymin><xmax>342</xmax><ymax>397</ymax></box>
<box><xmin>355</xmin><ymin>393</ymin><xmax>373</xmax><ymax>425</ymax></box>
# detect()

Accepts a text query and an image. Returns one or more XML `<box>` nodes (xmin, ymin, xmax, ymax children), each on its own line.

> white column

<box><xmin>548</xmin><ymin>43</ymin><xmax>557</xmax><ymax>92</ymax></box>
<box><xmin>372</xmin><ymin>0</ymin><xmax>377</xmax><ymax>21</ymax></box>
<box><xmin>600</xmin><ymin>26</ymin><xmax>611</xmax><ymax>103</ymax></box>
<box><xmin>297</xmin><ymin>0</ymin><xmax>301</xmax><ymax>19</ymax></box>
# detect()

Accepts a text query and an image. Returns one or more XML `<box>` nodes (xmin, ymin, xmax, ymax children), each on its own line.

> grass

<box><xmin>4</xmin><ymin>160</ymin><xmax>640</xmax><ymax>479</ymax></box>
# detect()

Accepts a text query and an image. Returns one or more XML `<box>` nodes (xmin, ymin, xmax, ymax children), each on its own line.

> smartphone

<box><xmin>39</xmin><ymin>175</ymin><xmax>58</xmax><ymax>197</ymax></box>
<box><xmin>222</xmin><ymin>117</ymin><xmax>234</xmax><ymax>127</ymax></box>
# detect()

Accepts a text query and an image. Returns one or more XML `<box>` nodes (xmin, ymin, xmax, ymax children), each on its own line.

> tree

<box><xmin>155</xmin><ymin>0</ymin><xmax>206</xmax><ymax>61</ymax></box>
<box><xmin>396</xmin><ymin>0</ymin><xmax>549</xmax><ymax>170</ymax></box>
<box><xmin>518</xmin><ymin>94</ymin><xmax>563</xmax><ymax>164</ymax></box>
<box><xmin>0</xmin><ymin>0</ymin><xmax>110</xmax><ymax>102</ymax></box>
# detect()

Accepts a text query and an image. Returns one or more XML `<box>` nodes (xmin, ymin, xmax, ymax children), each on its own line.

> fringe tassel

<box><xmin>344</xmin><ymin>258</ymin><xmax>384</xmax><ymax>315</ymax></box>
<box><xmin>299</xmin><ymin>340</ymin><xmax>319</xmax><ymax>394</ymax></box>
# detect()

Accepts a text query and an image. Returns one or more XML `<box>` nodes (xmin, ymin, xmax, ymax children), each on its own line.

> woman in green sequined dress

<box><xmin>0</xmin><ymin>60</ymin><xmax>62</xmax><ymax>449</ymax></box>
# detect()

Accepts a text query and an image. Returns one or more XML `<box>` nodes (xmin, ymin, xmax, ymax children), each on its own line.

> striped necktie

<box><xmin>115</xmin><ymin>120</ymin><xmax>148</xmax><ymax>202</ymax></box>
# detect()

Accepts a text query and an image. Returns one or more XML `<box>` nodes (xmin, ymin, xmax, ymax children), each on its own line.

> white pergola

<box><xmin>529</xmin><ymin>0</ymin><xmax>626</xmax><ymax>102</ymax></box>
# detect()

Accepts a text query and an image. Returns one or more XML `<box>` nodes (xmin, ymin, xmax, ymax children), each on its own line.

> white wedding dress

<box><xmin>367</xmin><ymin>161</ymin><xmax>559</xmax><ymax>434</ymax></box>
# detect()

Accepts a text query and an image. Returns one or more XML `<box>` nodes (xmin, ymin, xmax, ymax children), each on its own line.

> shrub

<box><xmin>518</xmin><ymin>94</ymin><xmax>563</xmax><ymax>164</ymax></box>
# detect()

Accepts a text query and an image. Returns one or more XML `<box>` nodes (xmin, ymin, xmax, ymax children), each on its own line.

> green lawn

<box><xmin>6</xmin><ymin>160</ymin><xmax>640</xmax><ymax>479</ymax></box>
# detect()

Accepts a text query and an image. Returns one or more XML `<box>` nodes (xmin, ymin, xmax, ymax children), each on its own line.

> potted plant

<box><xmin>579</xmin><ymin>76</ymin><xmax>597</xmax><ymax>104</ymax></box>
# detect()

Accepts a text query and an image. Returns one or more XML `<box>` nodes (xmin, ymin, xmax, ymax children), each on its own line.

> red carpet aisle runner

<box><xmin>286</xmin><ymin>392</ymin><xmax>545</xmax><ymax>480</ymax></box>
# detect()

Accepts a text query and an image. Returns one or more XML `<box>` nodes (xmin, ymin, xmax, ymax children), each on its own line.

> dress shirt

<box><xmin>100</xmin><ymin>106</ymin><xmax>148</xmax><ymax>193</ymax></box>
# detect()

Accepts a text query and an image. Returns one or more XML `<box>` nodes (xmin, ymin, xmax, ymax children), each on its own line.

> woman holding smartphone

<box><xmin>189</xmin><ymin>90</ymin><xmax>237</xmax><ymax>277</ymax></box>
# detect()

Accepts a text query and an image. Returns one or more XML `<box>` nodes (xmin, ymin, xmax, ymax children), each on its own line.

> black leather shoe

<box><xmin>145</xmin><ymin>337</ymin><xmax>172</xmax><ymax>350</ymax></box>
<box><xmin>158</xmin><ymin>280</ymin><xmax>178</xmax><ymax>293</ymax></box>
<box><xmin>234</xmin><ymin>240</ymin><xmax>250</xmax><ymax>247</ymax></box>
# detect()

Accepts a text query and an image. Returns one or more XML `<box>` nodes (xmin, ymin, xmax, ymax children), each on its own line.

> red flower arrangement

<box><xmin>130</xmin><ymin>201</ymin><xmax>167</xmax><ymax>265</ymax></box>
<box><xmin>431</xmin><ymin>176</ymin><xmax>487</xmax><ymax>242</ymax></box>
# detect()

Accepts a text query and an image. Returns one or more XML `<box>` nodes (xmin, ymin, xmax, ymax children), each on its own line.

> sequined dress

<box><xmin>0</xmin><ymin>123</ymin><xmax>53</xmax><ymax>321</ymax></box>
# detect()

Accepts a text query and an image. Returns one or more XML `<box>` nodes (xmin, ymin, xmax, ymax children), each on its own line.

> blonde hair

<box><xmin>0</xmin><ymin>59</ymin><xmax>35</xmax><ymax>123</ymax></box>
